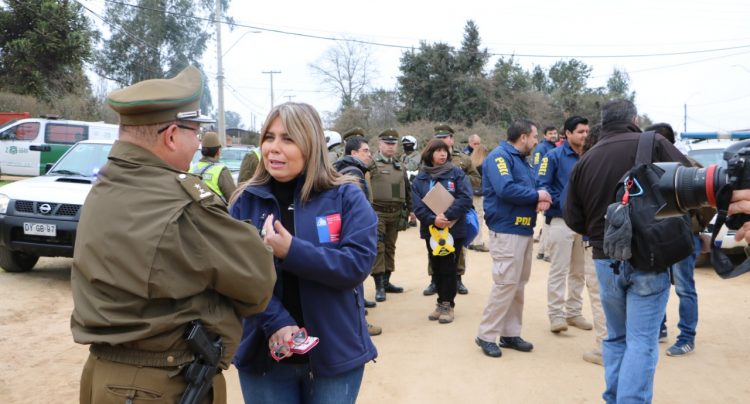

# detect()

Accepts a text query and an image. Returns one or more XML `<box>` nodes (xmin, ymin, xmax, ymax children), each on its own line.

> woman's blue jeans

<box><xmin>238</xmin><ymin>362</ymin><xmax>364</xmax><ymax>404</ymax></box>
<box><xmin>595</xmin><ymin>259</ymin><xmax>670</xmax><ymax>404</ymax></box>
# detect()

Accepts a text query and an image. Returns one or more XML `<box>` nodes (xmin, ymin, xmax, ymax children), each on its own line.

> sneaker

<box><xmin>475</xmin><ymin>337</ymin><xmax>502</xmax><ymax>358</ymax></box>
<box><xmin>499</xmin><ymin>336</ymin><xmax>533</xmax><ymax>352</ymax></box>
<box><xmin>367</xmin><ymin>323</ymin><xmax>382</xmax><ymax>336</ymax></box>
<box><xmin>550</xmin><ymin>318</ymin><xmax>568</xmax><ymax>333</ymax></box>
<box><xmin>582</xmin><ymin>349</ymin><xmax>603</xmax><ymax>366</ymax></box>
<box><xmin>428</xmin><ymin>303</ymin><xmax>441</xmax><ymax>321</ymax></box>
<box><xmin>536</xmin><ymin>252</ymin><xmax>545</xmax><ymax>260</ymax></box>
<box><xmin>423</xmin><ymin>282</ymin><xmax>437</xmax><ymax>296</ymax></box>
<box><xmin>659</xmin><ymin>328</ymin><xmax>668</xmax><ymax>343</ymax></box>
<box><xmin>566</xmin><ymin>316</ymin><xmax>593</xmax><ymax>330</ymax></box>
<box><xmin>438</xmin><ymin>302</ymin><xmax>454</xmax><ymax>324</ymax></box>
<box><xmin>666</xmin><ymin>342</ymin><xmax>695</xmax><ymax>356</ymax></box>
<box><xmin>457</xmin><ymin>277</ymin><xmax>469</xmax><ymax>295</ymax></box>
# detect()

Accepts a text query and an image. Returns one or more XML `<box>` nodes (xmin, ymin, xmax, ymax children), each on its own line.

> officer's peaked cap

<box><xmin>107</xmin><ymin>65</ymin><xmax>215</xmax><ymax>126</ymax></box>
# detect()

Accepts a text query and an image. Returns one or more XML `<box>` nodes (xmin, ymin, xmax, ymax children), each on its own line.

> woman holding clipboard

<box><xmin>411</xmin><ymin>139</ymin><xmax>473</xmax><ymax>324</ymax></box>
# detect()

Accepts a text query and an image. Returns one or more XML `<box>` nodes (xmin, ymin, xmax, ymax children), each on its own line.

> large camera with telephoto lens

<box><xmin>649</xmin><ymin>140</ymin><xmax>750</xmax><ymax>278</ymax></box>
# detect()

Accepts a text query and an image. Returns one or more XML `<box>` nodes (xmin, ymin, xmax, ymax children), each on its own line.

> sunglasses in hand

<box><xmin>270</xmin><ymin>328</ymin><xmax>320</xmax><ymax>361</ymax></box>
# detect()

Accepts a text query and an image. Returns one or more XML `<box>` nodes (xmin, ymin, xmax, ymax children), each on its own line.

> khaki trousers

<box><xmin>538</xmin><ymin>221</ymin><xmax>551</xmax><ymax>257</ymax></box>
<box><xmin>373</xmin><ymin>209</ymin><xmax>400</xmax><ymax>275</ymax></box>
<box><xmin>547</xmin><ymin>218</ymin><xmax>607</xmax><ymax>347</ymax></box>
<box><xmin>584</xmin><ymin>245</ymin><xmax>608</xmax><ymax>347</ymax></box>
<box><xmin>547</xmin><ymin>217</ymin><xmax>586</xmax><ymax>320</ymax></box>
<box><xmin>470</xmin><ymin>195</ymin><xmax>487</xmax><ymax>247</ymax></box>
<box><xmin>477</xmin><ymin>231</ymin><xmax>532</xmax><ymax>340</ymax></box>
<box><xmin>79</xmin><ymin>353</ymin><xmax>226</xmax><ymax>404</ymax></box>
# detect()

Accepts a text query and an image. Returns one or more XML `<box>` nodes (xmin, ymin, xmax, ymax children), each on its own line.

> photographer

<box><xmin>564</xmin><ymin>99</ymin><xmax>690</xmax><ymax>404</ymax></box>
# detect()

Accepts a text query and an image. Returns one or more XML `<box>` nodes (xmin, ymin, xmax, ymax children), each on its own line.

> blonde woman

<box><xmin>468</xmin><ymin>141</ymin><xmax>489</xmax><ymax>251</ymax></box>
<box><xmin>229</xmin><ymin>102</ymin><xmax>378</xmax><ymax>403</ymax></box>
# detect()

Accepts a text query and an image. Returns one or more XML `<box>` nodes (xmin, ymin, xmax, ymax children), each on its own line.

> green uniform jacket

<box><xmin>70</xmin><ymin>141</ymin><xmax>276</xmax><ymax>368</ymax></box>
<box><xmin>451</xmin><ymin>147</ymin><xmax>481</xmax><ymax>190</ymax></box>
<box><xmin>400</xmin><ymin>151</ymin><xmax>421</xmax><ymax>172</ymax></box>
<box><xmin>238</xmin><ymin>148</ymin><xmax>261</xmax><ymax>184</ymax></box>
<box><xmin>370</xmin><ymin>152</ymin><xmax>412</xmax><ymax>211</ymax></box>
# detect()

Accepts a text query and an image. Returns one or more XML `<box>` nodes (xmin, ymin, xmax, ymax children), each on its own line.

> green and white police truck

<box><xmin>0</xmin><ymin>116</ymin><xmax>118</xmax><ymax>177</ymax></box>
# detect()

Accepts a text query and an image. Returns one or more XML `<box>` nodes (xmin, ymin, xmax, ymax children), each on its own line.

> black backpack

<box><xmin>603</xmin><ymin>132</ymin><xmax>693</xmax><ymax>272</ymax></box>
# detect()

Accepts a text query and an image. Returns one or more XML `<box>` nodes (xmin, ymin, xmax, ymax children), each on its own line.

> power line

<box><xmin>101</xmin><ymin>0</ymin><xmax>750</xmax><ymax>60</ymax></box>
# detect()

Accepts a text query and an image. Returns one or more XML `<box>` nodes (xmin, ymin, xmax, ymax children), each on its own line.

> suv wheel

<box><xmin>0</xmin><ymin>247</ymin><xmax>39</xmax><ymax>273</ymax></box>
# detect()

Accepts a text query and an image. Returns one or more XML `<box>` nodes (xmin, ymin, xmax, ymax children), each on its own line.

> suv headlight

<box><xmin>0</xmin><ymin>193</ymin><xmax>9</xmax><ymax>214</ymax></box>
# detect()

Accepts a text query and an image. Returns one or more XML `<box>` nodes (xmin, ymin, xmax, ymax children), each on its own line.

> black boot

<box><xmin>457</xmin><ymin>275</ymin><xmax>469</xmax><ymax>295</ymax></box>
<box><xmin>384</xmin><ymin>272</ymin><xmax>404</xmax><ymax>293</ymax></box>
<box><xmin>423</xmin><ymin>275</ymin><xmax>437</xmax><ymax>296</ymax></box>
<box><xmin>374</xmin><ymin>274</ymin><xmax>386</xmax><ymax>302</ymax></box>
<box><xmin>364</xmin><ymin>299</ymin><xmax>377</xmax><ymax>308</ymax></box>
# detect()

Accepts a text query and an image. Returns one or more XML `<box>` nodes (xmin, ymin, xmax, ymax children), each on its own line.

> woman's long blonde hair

<box><xmin>230</xmin><ymin>102</ymin><xmax>353</xmax><ymax>204</ymax></box>
<box><xmin>470</xmin><ymin>142</ymin><xmax>488</xmax><ymax>168</ymax></box>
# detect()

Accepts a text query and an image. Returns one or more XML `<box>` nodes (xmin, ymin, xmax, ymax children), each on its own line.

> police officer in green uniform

<box><xmin>190</xmin><ymin>131</ymin><xmax>236</xmax><ymax>203</ymax></box>
<box><xmin>424</xmin><ymin>124</ymin><xmax>481</xmax><ymax>296</ymax></box>
<box><xmin>70</xmin><ymin>65</ymin><xmax>276</xmax><ymax>404</ymax></box>
<box><xmin>326</xmin><ymin>130</ymin><xmax>344</xmax><ymax>163</ymax></box>
<box><xmin>370</xmin><ymin>128</ymin><xmax>412</xmax><ymax>302</ymax></box>
<box><xmin>343</xmin><ymin>127</ymin><xmax>366</xmax><ymax>142</ymax></box>
<box><xmin>400</xmin><ymin>135</ymin><xmax>421</xmax><ymax>173</ymax></box>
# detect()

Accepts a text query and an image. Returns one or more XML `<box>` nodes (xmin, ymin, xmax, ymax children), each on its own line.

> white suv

<box><xmin>0</xmin><ymin>140</ymin><xmax>114</xmax><ymax>272</ymax></box>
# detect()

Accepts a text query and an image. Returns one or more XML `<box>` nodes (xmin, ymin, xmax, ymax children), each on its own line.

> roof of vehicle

<box><xmin>683</xmin><ymin>139</ymin><xmax>738</xmax><ymax>151</ymax></box>
<box><xmin>76</xmin><ymin>139</ymin><xmax>117</xmax><ymax>144</ymax></box>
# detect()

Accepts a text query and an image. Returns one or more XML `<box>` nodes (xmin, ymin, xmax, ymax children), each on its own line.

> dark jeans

<box><xmin>238</xmin><ymin>362</ymin><xmax>364</xmax><ymax>404</ymax></box>
<box><xmin>425</xmin><ymin>238</ymin><xmax>463</xmax><ymax>307</ymax></box>
<box><xmin>660</xmin><ymin>234</ymin><xmax>701</xmax><ymax>345</ymax></box>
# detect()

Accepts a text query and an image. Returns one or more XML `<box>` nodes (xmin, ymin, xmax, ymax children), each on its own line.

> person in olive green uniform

<box><xmin>70</xmin><ymin>66</ymin><xmax>276</xmax><ymax>404</ymax></box>
<box><xmin>325</xmin><ymin>130</ymin><xmax>344</xmax><ymax>163</ymax></box>
<box><xmin>238</xmin><ymin>146</ymin><xmax>261</xmax><ymax>183</ymax></box>
<box><xmin>190</xmin><ymin>131</ymin><xmax>236</xmax><ymax>203</ymax></box>
<box><xmin>400</xmin><ymin>135</ymin><xmax>420</xmax><ymax>227</ymax></box>
<box><xmin>424</xmin><ymin>124</ymin><xmax>481</xmax><ymax>296</ymax></box>
<box><xmin>370</xmin><ymin>128</ymin><xmax>412</xmax><ymax>302</ymax></box>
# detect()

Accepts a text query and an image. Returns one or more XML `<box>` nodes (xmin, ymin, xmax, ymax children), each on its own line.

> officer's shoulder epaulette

<box><xmin>176</xmin><ymin>173</ymin><xmax>216</xmax><ymax>202</ymax></box>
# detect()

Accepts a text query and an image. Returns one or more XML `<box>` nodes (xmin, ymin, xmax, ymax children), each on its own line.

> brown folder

<box><xmin>422</xmin><ymin>182</ymin><xmax>455</xmax><ymax>215</ymax></box>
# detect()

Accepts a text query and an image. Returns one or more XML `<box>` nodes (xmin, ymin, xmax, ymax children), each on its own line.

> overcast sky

<box><xmin>86</xmin><ymin>0</ymin><xmax>750</xmax><ymax>134</ymax></box>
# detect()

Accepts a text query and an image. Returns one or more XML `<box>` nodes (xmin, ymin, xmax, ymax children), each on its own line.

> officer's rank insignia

<box><xmin>177</xmin><ymin>173</ymin><xmax>215</xmax><ymax>201</ymax></box>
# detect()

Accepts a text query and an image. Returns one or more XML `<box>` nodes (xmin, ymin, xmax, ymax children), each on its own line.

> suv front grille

<box><xmin>13</xmin><ymin>200</ymin><xmax>81</xmax><ymax>217</ymax></box>
<box><xmin>14</xmin><ymin>200</ymin><xmax>34</xmax><ymax>213</ymax></box>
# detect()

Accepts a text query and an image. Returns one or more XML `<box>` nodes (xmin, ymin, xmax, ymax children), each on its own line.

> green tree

<box><xmin>548</xmin><ymin>59</ymin><xmax>593</xmax><ymax>115</ymax></box>
<box><xmin>456</xmin><ymin>20</ymin><xmax>489</xmax><ymax>76</ymax></box>
<box><xmin>397</xmin><ymin>42</ymin><xmax>459</xmax><ymax>123</ymax></box>
<box><xmin>0</xmin><ymin>0</ymin><xmax>97</xmax><ymax>100</ymax></box>
<box><xmin>606</xmin><ymin>68</ymin><xmax>635</xmax><ymax>101</ymax></box>
<box><xmin>223</xmin><ymin>110</ymin><xmax>243</xmax><ymax>128</ymax></box>
<box><xmin>95</xmin><ymin>0</ymin><xmax>228</xmax><ymax>112</ymax></box>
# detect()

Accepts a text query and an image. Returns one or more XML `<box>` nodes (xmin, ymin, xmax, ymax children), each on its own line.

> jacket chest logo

<box><xmin>316</xmin><ymin>213</ymin><xmax>342</xmax><ymax>243</ymax></box>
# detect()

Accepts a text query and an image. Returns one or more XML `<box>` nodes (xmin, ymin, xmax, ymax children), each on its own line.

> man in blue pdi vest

<box><xmin>537</xmin><ymin>116</ymin><xmax>606</xmax><ymax>366</ymax></box>
<box><xmin>474</xmin><ymin>119</ymin><xmax>551</xmax><ymax>358</ymax></box>
<box><xmin>532</xmin><ymin>126</ymin><xmax>559</xmax><ymax>260</ymax></box>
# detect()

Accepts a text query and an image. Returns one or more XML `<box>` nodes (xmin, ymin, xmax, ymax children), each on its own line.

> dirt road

<box><xmin>1</xmin><ymin>225</ymin><xmax>750</xmax><ymax>403</ymax></box>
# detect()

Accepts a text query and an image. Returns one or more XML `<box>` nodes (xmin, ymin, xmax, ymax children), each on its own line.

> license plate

<box><xmin>23</xmin><ymin>222</ymin><xmax>56</xmax><ymax>237</ymax></box>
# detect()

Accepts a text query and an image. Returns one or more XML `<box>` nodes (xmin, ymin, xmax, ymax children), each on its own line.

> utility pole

<box><xmin>215</xmin><ymin>0</ymin><xmax>226</xmax><ymax>146</ymax></box>
<box><xmin>285</xmin><ymin>95</ymin><xmax>296</xmax><ymax>102</ymax></box>
<box><xmin>262</xmin><ymin>70</ymin><xmax>281</xmax><ymax>110</ymax></box>
<box><xmin>683</xmin><ymin>103</ymin><xmax>687</xmax><ymax>133</ymax></box>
